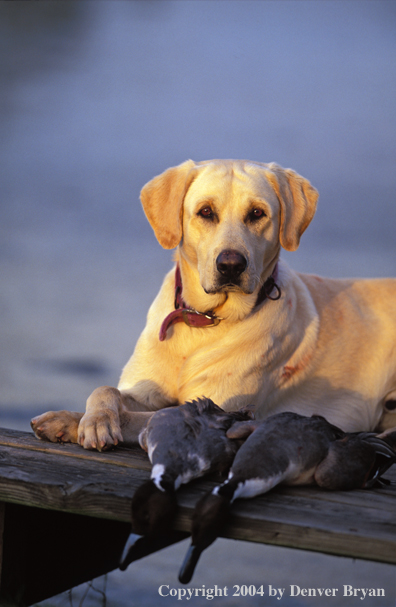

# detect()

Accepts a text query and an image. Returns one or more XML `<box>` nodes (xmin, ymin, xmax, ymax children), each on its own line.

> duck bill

<box><xmin>120</xmin><ymin>530</ymin><xmax>190</xmax><ymax>571</ymax></box>
<box><xmin>179</xmin><ymin>544</ymin><xmax>203</xmax><ymax>584</ymax></box>
<box><xmin>119</xmin><ymin>532</ymin><xmax>143</xmax><ymax>570</ymax></box>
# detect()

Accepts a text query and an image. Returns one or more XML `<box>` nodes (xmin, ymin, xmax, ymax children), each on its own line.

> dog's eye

<box><xmin>198</xmin><ymin>206</ymin><xmax>214</xmax><ymax>219</ymax></box>
<box><xmin>248</xmin><ymin>208</ymin><xmax>266</xmax><ymax>222</ymax></box>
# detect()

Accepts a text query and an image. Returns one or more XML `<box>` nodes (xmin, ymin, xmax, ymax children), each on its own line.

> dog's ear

<box><xmin>140</xmin><ymin>160</ymin><xmax>196</xmax><ymax>249</ymax></box>
<box><xmin>264</xmin><ymin>163</ymin><xmax>319</xmax><ymax>251</ymax></box>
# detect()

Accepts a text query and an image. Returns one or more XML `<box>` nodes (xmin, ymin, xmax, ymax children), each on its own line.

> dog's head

<box><xmin>140</xmin><ymin>159</ymin><xmax>318</xmax><ymax>296</ymax></box>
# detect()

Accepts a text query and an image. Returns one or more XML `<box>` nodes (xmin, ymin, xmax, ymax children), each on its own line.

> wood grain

<box><xmin>0</xmin><ymin>427</ymin><xmax>395</xmax><ymax>565</ymax></box>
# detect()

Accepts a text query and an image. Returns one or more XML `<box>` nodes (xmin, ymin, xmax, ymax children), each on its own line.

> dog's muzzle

<box><xmin>216</xmin><ymin>250</ymin><xmax>247</xmax><ymax>285</ymax></box>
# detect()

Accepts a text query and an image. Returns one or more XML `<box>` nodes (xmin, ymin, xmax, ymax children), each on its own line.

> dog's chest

<box><xmin>165</xmin><ymin>324</ymin><xmax>278</xmax><ymax>408</ymax></box>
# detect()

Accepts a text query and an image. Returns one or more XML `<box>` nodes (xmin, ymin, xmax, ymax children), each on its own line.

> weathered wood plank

<box><xmin>0</xmin><ymin>428</ymin><xmax>395</xmax><ymax>567</ymax></box>
<box><xmin>173</xmin><ymin>472</ymin><xmax>396</xmax><ymax>563</ymax></box>
<box><xmin>0</xmin><ymin>427</ymin><xmax>151</xmax><ymax>471</ymax></box>
<box><xmin>0</xmin><ymin>443</ymin><xmax>146</xmax><ymax>520</ymax></box>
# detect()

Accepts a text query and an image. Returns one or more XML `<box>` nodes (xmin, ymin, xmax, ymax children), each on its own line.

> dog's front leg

<box><xmin>31</xmin><ymin>386</ymin><xmax>154</xmax><ymax>450</ymax></box>
<box><xmin>31</xmin><ymin>410</ymin><xmax>83</xmax><ymax>444</ymax></box>
<box><xmin>78</xmin><ymin>386</ymin><xmax>154</xmax><ymax>450</ymax></box>
<box><xmin>76</xmin><ymin>386</ymin><xmax>122</xmax><ymax>450</ymax></box>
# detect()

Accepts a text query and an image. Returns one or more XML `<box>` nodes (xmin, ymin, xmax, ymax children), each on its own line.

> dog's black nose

<box><xmin>216</xmin><ymin>250</ymin><xmax>247</xmax><ymax>280</ymax></box>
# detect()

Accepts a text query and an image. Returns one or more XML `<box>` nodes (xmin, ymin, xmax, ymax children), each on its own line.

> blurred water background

<box><xmin>0</xmin><ymin>1</ymin><xmax>395</xmax><ymax>605</ymax></box>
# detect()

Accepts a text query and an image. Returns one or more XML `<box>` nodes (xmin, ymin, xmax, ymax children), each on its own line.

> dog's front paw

<box><xmin>31</xmin><ymin>411</ymin><xmax>82</xmax><ymax>444</ymax></box>
<box><xmin>77</xmin><ymin>410</ymin><xmax>123</xmax><ymax>451</ymax></box>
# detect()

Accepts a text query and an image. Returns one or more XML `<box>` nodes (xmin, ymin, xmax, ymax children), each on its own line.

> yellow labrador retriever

<box><xmin>31</xmin><ymin>160</ymin><xmax>396</xmax><ymax>450</ymax></box>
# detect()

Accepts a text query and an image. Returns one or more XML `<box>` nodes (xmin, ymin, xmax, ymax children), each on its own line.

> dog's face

<box><xmin>140</xmin><ymin>159</ymin><xmax>318</xmax><ymax>296</ymax></box>
<box><xmin>181</xmin><ymin>162</ymin><xmax>282</xmax><ymax>295</ymax></box>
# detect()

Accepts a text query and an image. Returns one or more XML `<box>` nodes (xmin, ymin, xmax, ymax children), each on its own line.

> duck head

<box><xmin>131</xmin><ymin>480</ymin><xmax>177</xmax><ymax>536</ymax></box>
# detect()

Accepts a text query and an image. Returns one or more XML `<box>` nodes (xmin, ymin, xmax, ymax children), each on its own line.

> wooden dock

<box><xmin>0</xmin><ymin>426</ymin><xmax>395</xmax><ymax>606</ymax></box>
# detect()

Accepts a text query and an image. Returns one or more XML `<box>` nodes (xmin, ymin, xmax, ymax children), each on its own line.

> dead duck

<box><xmin>131</xmin><ymin>397</ymin><xmax>252</xmax><ymax>535</ymax></box>
<box><xmin>179</xmin><ymin>412</ymin><xmax>396</xmax><ymax>583</ymax></box>
<box><xmin>120</xmin><ymin>397</ymin><xmax>252</xmax><ymax>569</ymax></box>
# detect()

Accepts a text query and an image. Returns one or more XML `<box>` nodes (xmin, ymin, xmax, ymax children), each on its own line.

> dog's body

<box><xmin>31</xmin><ymin>160</ymin><xmax>396</xmax><ymax>450</ymax></box>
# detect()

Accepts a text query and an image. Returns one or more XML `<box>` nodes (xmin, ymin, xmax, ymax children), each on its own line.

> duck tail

<box><xmin>360</xmin><ymin>435</ymin><xmax>396</xmax><ymax>488</ymax></box>
<box><xmin>374</xmin><ymin>429</ymin><xmax>396</xmax><ymax>452</ymax></box>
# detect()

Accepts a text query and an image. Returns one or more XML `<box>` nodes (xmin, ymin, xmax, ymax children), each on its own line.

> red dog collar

<box><xmin>159</xmin><ymin>263</ymin><xmax>280</xmax><ymax>341</ymax></box>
